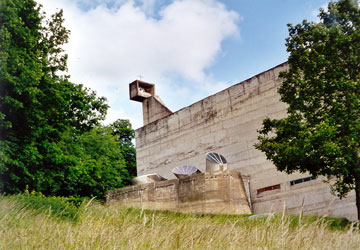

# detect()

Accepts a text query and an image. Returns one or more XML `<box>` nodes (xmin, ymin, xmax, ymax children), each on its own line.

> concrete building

<box><xmin>125</xmin><ymin>62</ymin><xmax>356</xmax><ymax>220</ymax></box>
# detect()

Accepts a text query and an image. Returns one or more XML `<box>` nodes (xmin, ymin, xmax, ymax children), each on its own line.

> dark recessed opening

<box><xmin>290</xmin><ymin>176</ymin><xmax>316</xmax><ymax>186</ymax></box>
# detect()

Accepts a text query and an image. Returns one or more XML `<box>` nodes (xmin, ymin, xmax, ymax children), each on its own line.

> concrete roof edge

<box><xmin>135</xmin><ymin>61</ymin><xmax>289</xmax><ymax>131</ymax></box>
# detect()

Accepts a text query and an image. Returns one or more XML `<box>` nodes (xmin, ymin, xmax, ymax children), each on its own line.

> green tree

<box><xmin>51</xmin><ymin>127</ymin><xmax>130</xmax><ymax>198</ymax></box>
<box><xmin>255</xmin><ymin>0</ymin><xmax>360</xmax><ymax>219</ymax></box>
<box><xmin>110</xmin><ymin>119</ymin><xmax>136</xmax><ymax>179</ymax></box>
<box><xmin>0</xmin><ymin>0</ymin><xmax>119</xmax><ymax>196</ymax></box>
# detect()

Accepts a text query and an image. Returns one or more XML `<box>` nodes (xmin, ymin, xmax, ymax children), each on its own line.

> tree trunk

<box><xmin>355</xmin><ymin>177</ymin><xmax>360</xmax><ymax>221</ymax></box>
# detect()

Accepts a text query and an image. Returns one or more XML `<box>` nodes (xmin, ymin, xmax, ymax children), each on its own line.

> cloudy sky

<box><xmin>38</xmin><ymin>0</ymin><xmax>329</xmax><ymax>129</ymax></box>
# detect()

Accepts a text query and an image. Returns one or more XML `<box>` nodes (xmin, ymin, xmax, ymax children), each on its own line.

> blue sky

<box><xmin>208</xmin><ymin>0</ymin><xmax>327</xmax><ymax>82</ymax></box>
<box><xmin>39</xmin><ymin>0</ymin><xmax>329</xmax><ymax>129</ymax></box>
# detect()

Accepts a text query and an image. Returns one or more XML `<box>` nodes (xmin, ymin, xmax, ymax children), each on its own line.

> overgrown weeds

<box><xmin>5</xmin><ymin>191</ymin><xmax>88</xmax><ymax>222</ymax></box>
<box><xmin>0</xmin><ymin>194</ymin><xmax>359</xmax><ymax>250</ymax></box>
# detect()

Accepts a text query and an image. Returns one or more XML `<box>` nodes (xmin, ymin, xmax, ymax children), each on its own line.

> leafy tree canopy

<box><xmin>255</xmin><ymin>0</ymin><xmax>360</xmax><ymax>219</ymax></box>
<box><xmin>0</xmin><ymin>0</ymin><xmax>135</xmax><ymax>198</ymax></box>
<box><xmin>50</xmin><ymin>126</ymin><xmax>131</xmax><ymax>198</ymax></box>
<box><xmin>110</xmin><ymin>119</ymin><xmax>136</xmax><ymax>178</ymax></box>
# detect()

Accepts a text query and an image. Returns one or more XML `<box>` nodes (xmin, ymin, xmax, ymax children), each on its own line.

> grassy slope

<box><xmin>0</xmin><ymin>195</ymin><xmax>359</xmax><ymax>250</ymax></box>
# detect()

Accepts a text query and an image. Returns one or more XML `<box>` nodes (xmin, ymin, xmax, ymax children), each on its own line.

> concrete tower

<box><xmin>129</xmin><ymin>80</ymin><xmax>172</xmax><ymax>125</ymax></box>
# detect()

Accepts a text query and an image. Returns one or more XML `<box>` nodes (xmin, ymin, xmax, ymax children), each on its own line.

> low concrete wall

<box><xmin>105</xmin><ymin>170</ymin><xmax>251</xmax><ymax>215</ymax></box>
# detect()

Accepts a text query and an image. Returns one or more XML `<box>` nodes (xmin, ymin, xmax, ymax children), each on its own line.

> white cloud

<box><xmin>38</xmin><ymin>0</ymin><xmax>240</xmax><ymax>128</ymax></box>
<box><xmin>312</xmin><ymin>3</ymin><xmax>328</xmax><ymax>20</ymax></box>
<box><xmin>106</xmin><ymin>106</ymin><xmax>143</xmax><ymax>129</ymax></box>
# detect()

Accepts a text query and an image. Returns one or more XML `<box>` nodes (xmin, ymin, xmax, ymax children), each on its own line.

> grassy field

<box><xmin>0</xmin><ymin>194</ymin><xmax>359</xmax><ymax>250</ymax></box>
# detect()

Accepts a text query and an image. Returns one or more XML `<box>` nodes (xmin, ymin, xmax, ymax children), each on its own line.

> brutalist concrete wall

<box><xmin>134</xmin><ymin>62</ymin><xmax>357</xmax><ymax>220</ymax></box>
<box><xmin>142</xmin><ymin>96</ymin><xmax>172</xmax><ymax>125</ymax></box>
<box><xmin>105</xmin><ymin>170</ymin><xmax>251</xmax><ymax>215</ymax></box>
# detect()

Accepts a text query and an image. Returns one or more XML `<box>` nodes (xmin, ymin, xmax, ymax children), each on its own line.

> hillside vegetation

<box><xmin>0</xmin><ymin>194</ymin><xmax>359</xmax><ymax>250</ymax></box>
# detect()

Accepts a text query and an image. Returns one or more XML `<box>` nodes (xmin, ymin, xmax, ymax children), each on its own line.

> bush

<box><xmin>6</xmin><ymin>191</ymin><xmax>86</xmax><ymax>221</ymax></box>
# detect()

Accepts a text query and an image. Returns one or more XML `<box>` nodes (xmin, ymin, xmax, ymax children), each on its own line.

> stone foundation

<box><xmin>105</xmin><ymin>170</ymin><xmax>252</xmax><ymax>215</ymax></box>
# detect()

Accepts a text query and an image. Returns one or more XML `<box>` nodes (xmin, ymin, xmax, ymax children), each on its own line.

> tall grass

<box><xmin>0</xmin><ymin>194</ymin><xmax>359</xmax><ymax>250</ymax></box>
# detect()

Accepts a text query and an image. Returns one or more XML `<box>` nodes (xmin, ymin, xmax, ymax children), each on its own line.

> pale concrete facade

<box><xmin>106</xmin><ymin>170</ymin><xmax>251</xmax><ymax>215</ymax></box>
<box><xmin>132</xmin><ymin>62</ymin><xmax>357</xmax><ymax>220</ymax></box>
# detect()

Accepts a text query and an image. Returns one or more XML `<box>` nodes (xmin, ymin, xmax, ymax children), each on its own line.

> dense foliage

<box><xmin>0</xmin><ymin>0</ymin><xmax>135</xmax><ymax>198</ymax></box>
<box><xmin>255</xmin><ymin>0</ymin><xmax>360</xmax><ymax>219</ymax></box>
<box><xmin>110</xmin><ymin>119</ymin><xmax>136</xmax><ymax>178</ymax></box>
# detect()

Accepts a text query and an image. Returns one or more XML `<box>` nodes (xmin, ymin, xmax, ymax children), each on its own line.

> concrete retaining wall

<box><xmin>105</xmin><ymin>170</ymin><xmax>251</xmax><ymax>215</ymax></box>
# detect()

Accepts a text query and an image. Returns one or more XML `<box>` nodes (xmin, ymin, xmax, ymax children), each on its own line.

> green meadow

<box><xmin>0</xmin><ymin>194</ymin><xmax>359</xmax><ymax>250</ymax></box>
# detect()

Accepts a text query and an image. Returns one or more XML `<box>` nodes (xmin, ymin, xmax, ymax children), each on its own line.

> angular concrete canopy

<box><xmin>129</xmin><ymin>80</ymin><xmax>155</xmax><ymax>102</ymax></box>
<box><xmin>129</xmin><ymin>80</ymin><xmax>172</xmax><ymax>126</ymax></box>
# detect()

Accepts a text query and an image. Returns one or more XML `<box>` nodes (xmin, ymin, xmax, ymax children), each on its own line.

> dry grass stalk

<box><xmin>0</xmin><ymin>197</ymin><xmax>359</xmax><ymax>250</ymax></box>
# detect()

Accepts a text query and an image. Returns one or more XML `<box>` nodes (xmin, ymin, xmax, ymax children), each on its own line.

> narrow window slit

<box><xmin>290</xmin><ymin>176</ymin><xmax>316</xmax><ymax>186</ymax></box>
<box><xmin>257</xmin><ymin>184</ymin><xmax>280</xmax><ymax>195</ymax></box>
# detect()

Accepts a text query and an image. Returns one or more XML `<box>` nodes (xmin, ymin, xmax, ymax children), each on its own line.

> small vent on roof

<box><xmin>172</xmin><ymin>165</ymin><xmax>201</xmax><ymax>179</ymax></box>
<box><xmin>131</xmin><ymin>173</ymin><xmax>167</xmax><ymax>185</ymax></box>
<box><xmin>206</xmin><ymin>152</ymin><xmax>228</xmax><ymax>172</ymax></box>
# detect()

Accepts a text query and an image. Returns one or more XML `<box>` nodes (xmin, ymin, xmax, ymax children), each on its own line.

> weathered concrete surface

<box><xmin>142</xmin><ymin>96</ymin><xmax>172</xmax><ymax>125</ymax></box>
<box><xmin>133</xmin><ymin>62</ymin><xmax>357</xmax><ymax>220</ymax></box>
<box><xmin>129</xmin><ymin>80</ymin><xmax>155</xmax><ymax>102</ymax></box>
<box><xmin>105</xmin><ymin>170</ymin><xmax>251</xmax><ymax>215</ymax></box>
